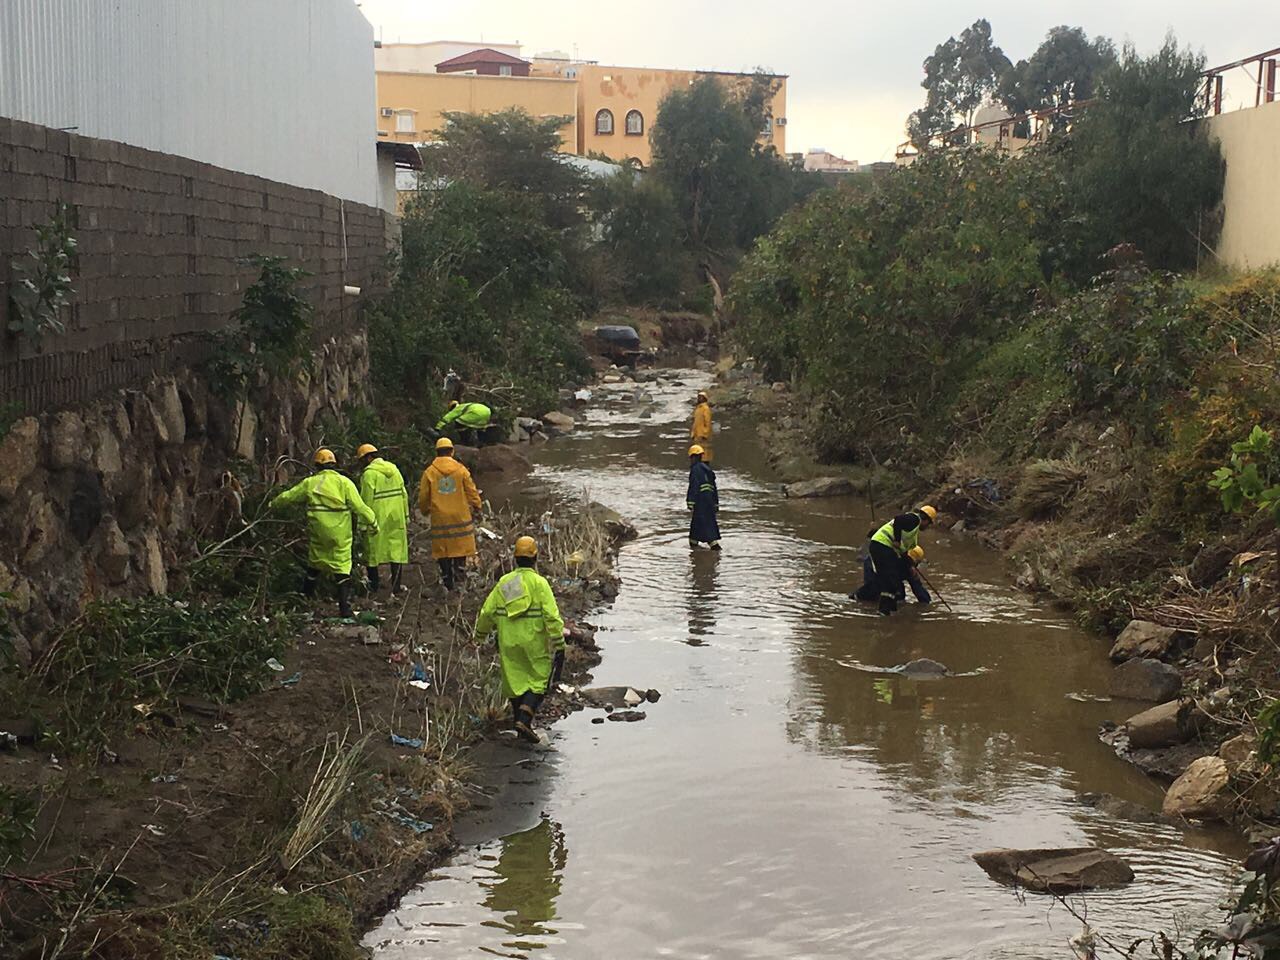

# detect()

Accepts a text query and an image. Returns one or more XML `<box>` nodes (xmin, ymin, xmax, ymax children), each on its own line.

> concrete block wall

<box><xmin>0</xmin><ymin>116</ymin><xmax>396</xmax><ymax>413</ymax></box>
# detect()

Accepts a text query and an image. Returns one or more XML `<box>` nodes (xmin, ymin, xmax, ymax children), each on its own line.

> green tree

<box><xmin>1060</xmin><ymin>37</ymin><xmax>1224</xmax><ymax>274</ymax></box>
<box><xmin>588</xmin><ymin>170</ymin><xmax>690</xmax><ymax>306</ymax></box>
<box><xmin>908</xmin><ymin>19</ymin><xmax>1011</xmax><ymax>145</ymax></box>
<box><xmin>998</xmin><ymin>26</ymin><xmax>1116</xmax><ymax>128</ymax></box>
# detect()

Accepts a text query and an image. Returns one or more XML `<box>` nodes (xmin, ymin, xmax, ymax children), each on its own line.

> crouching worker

<box><xmin>271</xmin><ymin>448</ymin><xmax>378</xmax><ymax>619</ymax></box>
<box><xmin>852</xmin><ymin>545</ymin><xmax>930</xmax><ymax>607</ymax></box>
<box><xmin>862</xmin><ymin>506</ymin><xmax>936</xmax><ymax>615</ymax></box>
<box><xmin>474</xmin><ymin>536</ymin><xmax>566</xmax><ymax>743</ymax></box>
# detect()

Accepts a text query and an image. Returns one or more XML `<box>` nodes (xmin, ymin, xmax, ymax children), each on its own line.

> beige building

<box><xmin>1205</xmin><ymin>98</ymin><xmax>1280</xmax><ymax>269</ymax></box>
<box><xmin>375</xmin><ymin>42</ymin><xmax>788</xmax><ymax>168</ymax></box>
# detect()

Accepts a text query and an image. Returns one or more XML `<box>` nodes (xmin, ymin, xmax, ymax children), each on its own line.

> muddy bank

<box><xmin>0</xmin><ymin>446</ymin><xmax>631</xmax><ymax>960</ymax></box>
<box><xmin>715</xmin><ymin>355</ymin><xmax>1276</xmax><ymax>847</ymax></box>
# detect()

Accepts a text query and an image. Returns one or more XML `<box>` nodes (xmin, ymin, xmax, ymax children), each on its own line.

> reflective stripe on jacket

<box><xmin>359</xmin><ymin>458</ymin><xmax>409</xmax><ymax>566</ymax></box>
<box><xmin>417</xmin><ymin>455</ymin><xmax>482</xmax><ymax>559</ymax></box>
<box><xmin>270</xmin><ymin>469</ymin><xmax>377</xmax><ymax>575</ymax></box>
<box><xmin>474</xmin><ymin>567</ymin><xmax>566</xmax><ymax>698</ymax></box>
<box><xmin>686</xmin><ymin>461</ymin><xmax>718</xmax><ymax>510</ymax></box>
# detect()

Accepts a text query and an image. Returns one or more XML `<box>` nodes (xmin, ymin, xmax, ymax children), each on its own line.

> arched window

<box><xmin>595</xmin><ymin>109</ymin><xmax>614</xmax><ymax>135</ymax></box>
<box><xmin>625</xmin><ymin>110</ymin><xmax>644</xmax><ymax>135</ymax></box>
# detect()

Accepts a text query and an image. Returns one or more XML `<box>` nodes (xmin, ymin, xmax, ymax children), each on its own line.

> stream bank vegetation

<box><xmin>733</xmin><ymin>26</ymin><xmax>1280</xmax><ymax>955</ymax></box>
<box><xmin>0</xmin><ymin>464</ymin><xmax>623</xmax><ymax>959</ymax></box>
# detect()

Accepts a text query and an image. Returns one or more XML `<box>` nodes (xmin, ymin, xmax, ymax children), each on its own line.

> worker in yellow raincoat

<box><xmin>417</xmin><ymin>436</ymin><xmax>482</xmax><ymax>591</ymax></box>
<box><xmin>474</xmin><ymin>536</ymin><xmax>566</xmax><ymax>743</ymax></box>
<box><xmin>356</xmin><ymin>443</ymin><xmax>409</xmax><ymax>594</ymax></box>
<box><xmin>270</xmin><ymin>448</ymin><xmax>377</xmax><ymax>618</ymax></box>
<box><xmin>690</xmin><ymin>390</ymin><xmax>713</xmax><ymax>462</ymax></box>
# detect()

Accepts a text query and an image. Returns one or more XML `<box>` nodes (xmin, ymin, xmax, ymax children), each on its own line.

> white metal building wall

<box><xmin>0</xmin><ymin>0</ymin><xmax>378</xmax><ymax>205</ymax></box>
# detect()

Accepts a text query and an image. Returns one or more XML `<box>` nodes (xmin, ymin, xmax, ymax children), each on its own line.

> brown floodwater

<box><xmin>365</xmin><ymin>368</ymin><xmax>1243</xmax><ymax>959</ymax></box>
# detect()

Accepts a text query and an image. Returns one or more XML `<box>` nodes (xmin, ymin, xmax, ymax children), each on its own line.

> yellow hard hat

<box><xmin>314</xmin><ymin>448</ymin><xmax>336</xmax><ymax>467</ymax></box>
<box><xmin>514</xmin><ymin>536</ymin><xmax>538</xmax><ymax>558</ymax></box>
<box><xmin>435</xmin><ymin>436</ymin><xmax>454</xmax><ymax>451</ymax></box>
<box><xmin>447</xmin><ymin>400</ymin><xmax>460</xmax><ymax>409</ymax></box>
<box><xmin>909</xmin><ymin>546</ymin><xmax>925</xmax><ymax>562</ymax></box>
<box><xmin>919</xmin><ymin>505</ymin><xmax>938</xmax><ymax>521</ymax></box>
<box><xmin>688</xmin><ymin>444</ymin><xmax>705</xmax><ymax>457</ymax></box>
<box><xmin>356</xmin><ymin>443</ymin><xmax>378</xmax><ymax>459</ymax></box>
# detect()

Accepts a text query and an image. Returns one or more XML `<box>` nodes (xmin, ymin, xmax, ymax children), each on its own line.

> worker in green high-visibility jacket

<box><xmin>270</xmin><ymin>448</ymin><xmax>378</xmax><ymax>618</ymax></box>
<box><xmin>356</xmin><ymin>443</ymin><xmax>409</xmax><ymax>594</ymax></box>
<box><xmin>865</xmin><ymin>505</ymin><xmax>936</xmax><ymax>616</ymax></box>
<box><xmin>435</xmin><ymin>400</ymin><xmax>493</xmax><ymax>447</ymax></box>
<box><xmin>474</xmin><ymin>536</ymin><xmax>566</xmax><ymax>743</ymax></box>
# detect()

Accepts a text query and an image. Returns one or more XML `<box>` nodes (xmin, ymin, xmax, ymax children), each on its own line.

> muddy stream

<box><xmin>366</xmin><ymin>368</ymin><xmax>1242</xmax><ymax>959</ymax></box>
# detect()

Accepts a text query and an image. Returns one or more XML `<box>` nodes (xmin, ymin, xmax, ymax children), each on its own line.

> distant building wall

<box><xmin>565</xmin><ymin>65</ymin><xmax>788</xmax><ymax>166</ymax></box>
<box><xmin>0</xmin><ymin>117</ymin><xmax>395</xmax><ymax>412</ymax></box>
<box><xmin>0</xmin><ymin>0</ymin><xmax>378</xmax><ymax>205</ymax></box>
<box><xmin>375</xmin><ymin>72</ymin><xmax>578</xmax><ymax>150</ymax></box>
<box><xmin>375</xmin><ymin>41</ymin><xmax>523</xmax><ymax>75</ymax></box>
<box><xmin>1206</xmin><ymin>100</ymin><xmax>1280</xmax><ymax>270</ymax></box>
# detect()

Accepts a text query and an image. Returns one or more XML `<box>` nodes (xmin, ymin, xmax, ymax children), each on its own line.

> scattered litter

<box><xmin>133</xmin><ymin>702</ymin><xmax>156</xmax><ymax>717</ymax></box>
<box><xmin>49</xmin><ymin>754</ymin><xmax>61</xmax><ymax>769</ymax></box>
<box><xmin>409</xmin><ymin>663</ymin><xmax>429</xmax><ymax>682</ymax></box>
<box><xmin>349</xmin><ymin>820</ymin><xmax>369</xmax><ymax>842</ymax></box>
<box><xmin>557</xmin><ymin>683</ymin><xmax>576</xmax><ymax>695</ymax></box>
<box><xmin>477</xmin><ymin>526</ymin><xmax>499</xmax><ymax>541</ymax></box>
<box><xmin>355</xmin><ymin>611</ymin><xmax>381</xmax><ymax>626</ymax></box>
<box><xmin>409</xmin><ymin>680</ymin><xmax>431</xmax><ymax>692</ymax></box>
<box><xmin>213</xmin><ymin>722</ymin><xmax>229</xmax><ymax>732</ymax></box>
<box><xmin>143</xmin><ymin>823</ymin><xmax>166</xmax><ymax>837</ymax></box>
<box><xmin>279</xmin><ymin>671</ymin><xmax>302</xmax><ymax>687</ymax></box>
<box><xmin>390</xmin><ymin>733</ymin><xmax>424</xmax><ymax>749</ymax></box>
<box><xmin>573</xmin><ymin>388</ymin><xmax>592</xmax><ymax>402</ymax></box>
<box><xmin>272</xmin><ymin>885</ymin><xmax>288</xmax><ymax>896</ymax></box>
<box><xmin>413</xmin><ymin>644</ymin><xmax>428</xmax><ymax>655</ymax></box>
<box><xmin>0</xmin><ymin>732</ymin><xmax>17</xmax><ymax>751</ymax></box>
<box><xmin>150</xmin><ymin>773</ymin><xmax>180</xmax><ymax>784</ymax></box>
<box><xmin>101</xmin><ymin>748</ymin><xmax>119</xmax><ymax>764</ymax></box>
<box><xmin>390</xmin><ymin>813</ymin><xmax>434</xmax><ymax>834</ymax></box>
<box><xmin>265</xmin><ymin>658</ymin><xmax>285</xmax><ymax>673</ymax></box>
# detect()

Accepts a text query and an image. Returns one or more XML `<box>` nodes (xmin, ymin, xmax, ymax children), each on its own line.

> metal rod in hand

<box><xmin>917</xmin><ymin>567</ymin><xmax>954</xmax><ymax>612</ymax></box>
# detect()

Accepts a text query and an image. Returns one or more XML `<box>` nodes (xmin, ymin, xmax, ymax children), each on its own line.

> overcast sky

<box><xmin>359</xmin><ymin>1</ymin><xmax>1280</xmax><ymax>163</ymax></box>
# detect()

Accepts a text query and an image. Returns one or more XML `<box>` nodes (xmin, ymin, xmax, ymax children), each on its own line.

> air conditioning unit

<box><xmin>777</xmin><ymin>117</ymin><xmax>787</xmax><ymax>126</ymax></box>
<box><xmin>380</xmin><ymin>107</ymin><xmax>394</xmax><ymax>118</ymax></box>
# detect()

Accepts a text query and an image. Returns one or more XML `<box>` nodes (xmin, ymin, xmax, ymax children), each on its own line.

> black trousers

<box><xmin>366</xmin><ymin>563</ymin><xmax>403</xmax><ymax>592</ymax></box>
<box><xmin>437</xmin><ymin>557</ymin><xmax>466</xmax><ymax>590</ymax></box>
<box><xmin>302</xmin><ymin>567</ymin><xmax>354</xmax><ymax>617</ymax></box>
<box><xmin>510</xmin><ymin>690</ymin><xmax>545</xmax><ymax>722</ymax></box>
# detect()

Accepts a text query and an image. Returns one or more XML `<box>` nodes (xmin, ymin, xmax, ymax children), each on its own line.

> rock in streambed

<box><xmin>972</xmin><ymin>847</ymin><xmax>1134</xmax><ymax>893</ymax></box>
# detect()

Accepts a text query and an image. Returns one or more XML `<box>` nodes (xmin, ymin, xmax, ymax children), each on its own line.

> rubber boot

<box><xmin>366</xmin><ymin>565</ymin><xmax>380</xmax><ymax>592</ymax></box>
<box><xmin>337</xmin><ymin>577</ymin><xmax>354</xmax><ymax>619</ymax></box>
<box><xmin>878</xmin><ymin>593</ymin><xmax>897</xmax><ymax>616</ymax></box>
<box><xmin>710</xmin><ymin>540</ymin><xmax>722</xmax><ymax>551</ymax></box>
<box><xmin>302</xmin><ymin>568</ymin><xmax>319</xmax><ymax>598</ymax></box>
<box><xmin>391</xmin><ymin>563</ymin><xmax>404</xmax><ymax>593</ymax></box>
<box><xmin>514</xmin><ymin>702</ymin><xmax>539</xmax><ymax>743</ymax></box>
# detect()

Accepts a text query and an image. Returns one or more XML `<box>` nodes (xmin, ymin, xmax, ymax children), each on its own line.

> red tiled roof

<box><xmin>435</xmin><ymin>48</ymin><xmax>530</xmax><ymax>69</ymax></box>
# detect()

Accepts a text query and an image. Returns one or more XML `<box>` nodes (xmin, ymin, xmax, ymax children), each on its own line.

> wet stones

<box><xmin>607</xmin><ymin>710</ymin><xmax>646</xmax><ymax>722</ymax></box>
<box><xmin>781</xmin><ymin>476</ymin><xmax>855</xmax><ymax>499</ymax></box>
<box><xmin>541</xmin><ymin>411</ymin><xmax>575</xmax><ymax>435</ymax></box>
<box><xmin>1162</xmin><ymin>756</ymin><xmax>1230</xmax><ymax>820</ymax></box>
<box><xmin>972</xmin><ymin>847</ymin><xmax>1134</xmax><ymax>893</ymax></box>
<box><xmin>1109</xmin><ymin>620</ymin><xmax>1187</xmax><ymax>663</ymax></box>
<box><xmin>1123</xmin><ymin>699</ymin><xmax>1201</xmax><ymax>750</ymax></box>
<box><xmin>1109</xmin><ymin>658</ymin><xmax>1182</xmax><ymax>703</ymax></box>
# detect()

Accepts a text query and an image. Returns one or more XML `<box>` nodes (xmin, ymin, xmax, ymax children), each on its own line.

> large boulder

<box><xmin>586</xmin><ymin>502</ymin><xmax>637</xmax><ymax>542</ymax></box>
<box><xmin>1109</xmin><ymin>620</ymin><xmax>1186</xmax><ymax>663</ymax></box>
<box><xmin>1220</xmin><ymin>734</ymin><xmax>1258</xmax><ymax>775</ymax></box>
<box><xmin>1123</xmin><ymin>699</ymin><xmax>1199</xmax><ymax>749</ymax></box>
<box><xmin>782</xmin><ymin>477</ymin><xmax>855</xmax><ymax>499</ymax></box>
<box><xmin>47</xmin><ymin>410</ymin><xmax>88</xmax><ymax>470</ymax></box>
<box><xmin>542</xmin><ymin>411</ymin><xmax>575</xmax><ymax>435</ymax></box>
<box><xmin>469</xmin><ymin>444</ymin><xmax>532</xmax><ymax>479</ymax></box>
<box><xmin>972</xmin><ymin>848</ymin><xmax>1134</xmax><ymax>893</ymax></box>
<box><xmin>1162</xmin><ymin>756</ymin><xmax>1230</xmax><ymax>820</ymax></box>
<box><xmin>1109</xmin><ymin>658</ymin><xmax>1182</xmax><ymax>703</ymax></box>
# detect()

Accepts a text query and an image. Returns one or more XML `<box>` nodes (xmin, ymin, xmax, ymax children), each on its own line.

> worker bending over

<box><xmin>271</xmin><ymin>448</ymin><xmax>377</xmax><ymax>619</ymax></box>
<box><xmin>687</xmin><ymin>444</ymin><xmax>721</xmax><ymax>550</ymax></box>
<box><xmin>435</xmin><ymin>400</ymin><xmax>493</xmax><ymax>447</ymax></box>
<box><xmin>863</xmin><ymin>505</ymin><xmax>936</xmax><ymax>615</ymax></box>
<box><xmin>690</xmin><ymin>391</ymin><xmax>713</xmax><ymax>462</ymax></box>
<box><xmin>475</xmin><ymin>536</ymin><xmax>566</xmax><ymax>743</ymax></box>
<box><xmin>417</xmin><ymin>437</ymin><xmax>482</xmax><ymax>592</ymax></box>
<box><xmin>356</xmin><ymin>443</ymin><xmax>409</xmax><ymax>594</ymax></box>
<box><xmin>852</xmin><ymin>545</ymin><xmax>930</xmax><ymax>608</ymax></box>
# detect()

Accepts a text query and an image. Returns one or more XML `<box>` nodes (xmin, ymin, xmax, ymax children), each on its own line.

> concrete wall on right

<box><xmin>1207</xmin><ymin>100</ymin><xmax>1280</xmax><ymax>270</ymax></box>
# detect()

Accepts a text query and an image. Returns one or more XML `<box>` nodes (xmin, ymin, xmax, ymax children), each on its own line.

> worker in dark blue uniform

<box><xmin>686</xmin><ymin>444</ymin><xmax>721</xmax><ymax>550</ymax></box>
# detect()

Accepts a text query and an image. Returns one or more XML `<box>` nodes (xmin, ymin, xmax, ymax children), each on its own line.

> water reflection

<box><xmin>479</xmin><ymin>818</ymin><xmax>566</xmax><ymax>942</ymax></box>
<box><xmin>686</xmin><ymin>550</ymin><xmax>720</xmax><ymax>643</ymax></box>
